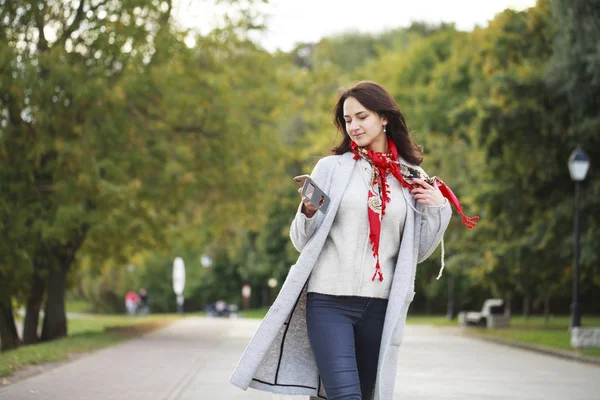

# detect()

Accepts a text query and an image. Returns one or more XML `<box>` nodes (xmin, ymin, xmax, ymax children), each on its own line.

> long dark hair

<box><xmin>331</xmin><ymin>81</ymin><xmax>423</xmax><ymax>165</ymax></box>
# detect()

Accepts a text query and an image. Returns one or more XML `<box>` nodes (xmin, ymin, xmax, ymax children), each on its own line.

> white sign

<box><xmin>242</xmin><ymin>284</ymin><xmax>251</xmax><ymax>299</ymax></box>
<box><xmin>172</xmin><ymin>257</ymin><xmax>186</xmax><ymax>296</ymax></box>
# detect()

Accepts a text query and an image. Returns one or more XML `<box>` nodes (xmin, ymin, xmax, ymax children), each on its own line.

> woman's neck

<box><xmin>368</xmin><ymin>136</ymin><xmax>388</xmax><ymax>153</ymax></box>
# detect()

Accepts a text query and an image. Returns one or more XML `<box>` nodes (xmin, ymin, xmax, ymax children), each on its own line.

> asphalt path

<box><xmin>1</xmin><ymin>317</ymin><xmax>599</xmax><ymax>399</ymax></box>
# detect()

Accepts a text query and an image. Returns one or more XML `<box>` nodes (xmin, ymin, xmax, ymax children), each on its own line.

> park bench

<box><xmin>458</xmin><ymin>298</ymin><xmax>510</xmax><ymax>328</ymax></box>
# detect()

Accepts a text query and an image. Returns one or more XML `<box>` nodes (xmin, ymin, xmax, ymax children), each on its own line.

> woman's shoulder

<box><xmin>398</xmin><ymin>155</ymin><xmax>419</xmax><ymax>168</ymax></box>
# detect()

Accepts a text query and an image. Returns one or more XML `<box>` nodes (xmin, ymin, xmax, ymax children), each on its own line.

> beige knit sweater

<box><xmin>297</xmin><ymin>159</ymin><xmax>405</xmax><ymax>299</ymax></box>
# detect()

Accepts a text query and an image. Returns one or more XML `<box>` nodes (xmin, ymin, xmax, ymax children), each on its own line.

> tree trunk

<box><xmin>23</xmin><ymin>268</ymin><xmax>46</xmax><ymax>344</ymax></box>
<box><xmin>0</xmin><ymin>297</ymin><xmax>21</xmax><ymax>351</ymax></box>
<box><xmin>504</xmin><ymin>291</ymin><xmax>512</xmax><ymax>317</ymax></box>
<box><xmin>39</xmin><ymin>228</ymin><xmax>88</xmax><ymax>342</ymax></box>
<box><xmin>544</xmin><ymin>291</ymin><xmax>551</xmax><ymax>325</ymax></box>
<box><xmin>425</xmin><ymin>296</ymin><xmax>432</xmax><ymax>315</ymax></box>
<box><xmin>523</xmin><ymin>295</ymin><xmax>530</xmax><ymax>320</ymax></box>
<box><xmin>446</xmin><ymin>273</ymin><xmax>456</xmax><ymax>320</ymax></box>
<box><xmin>41</xmin><ymin>264</ymin><xmax>68</xmax><ymax>341</ymax></box>
<box><xmin>262</xmin><ymin>286</ymin><xmax>269</xmax><ymax>308</ymax></box>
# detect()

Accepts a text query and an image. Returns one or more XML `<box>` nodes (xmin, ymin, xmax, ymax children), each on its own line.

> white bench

<box><xmin>571</xmin><ymin>327</ymin><xmax>600</xmax><ymax>348</ymax></box>
<box><xmin>458</xmin><ymin>298</ymin><xmax>511</xmax><ymax>328</ymax></box>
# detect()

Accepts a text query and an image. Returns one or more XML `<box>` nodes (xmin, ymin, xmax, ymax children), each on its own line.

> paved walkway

<box><xmin>1</xmin><ymin>317</ymin><xmax>599</xmax><ymax>399</ymax></box>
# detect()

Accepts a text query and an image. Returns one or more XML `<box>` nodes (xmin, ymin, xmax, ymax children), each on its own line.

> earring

<box><xmin>383</xmin><ymin>125</ymin><xmax>387</xmax><ymax>133</ymax></box>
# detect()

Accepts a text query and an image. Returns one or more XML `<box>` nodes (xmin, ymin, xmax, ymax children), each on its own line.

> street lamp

<box><xmin>568</xmin><ymin>146</ymin><xmax>590</xmax><ymax>328</ymax></box>
<box><xmin>200</xmin><ymin>254</ymin><xmax>213</xmax><ymax>310</ymax></box>
<box><xmin>266</xmin><ymin>278</ymin><xmax>278</xmax><ymax>307</ymax></box>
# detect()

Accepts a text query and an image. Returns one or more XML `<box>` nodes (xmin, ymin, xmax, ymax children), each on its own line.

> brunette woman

<box><xmin>231</xmin><ymin>81</ymin><xmax>474</xmax><ymax>400</ymax></box>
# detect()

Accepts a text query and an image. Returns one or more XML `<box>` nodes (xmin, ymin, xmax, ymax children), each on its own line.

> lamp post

<box><xmin>200</xmin><ymin>254</ymin><xmax>212</xmax><ymax>310</ymax></box>
<box><xmin>568</xmin><ymin>147</ymin><xmax>590</xmax><ymax>328</ymax></box>
<box><xmin>446</xmin><ymin>273</ymin><xmax>455</xmax><ymax>320</ymax></box>
<box><xmin>267</xmin><ymin>278</ymin><xmax>278</xmax><ymax>307</ymax></box>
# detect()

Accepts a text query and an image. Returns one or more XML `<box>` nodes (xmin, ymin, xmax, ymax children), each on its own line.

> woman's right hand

<box><xmin>298</xmin><ymin>188</ymin><xmax>318</xmax><ymax>218</ymax></box>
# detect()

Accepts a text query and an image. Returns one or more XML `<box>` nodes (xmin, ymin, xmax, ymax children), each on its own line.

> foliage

<box><xmin>0</xmin><ymin>0</ymin><xmax>279</xmax><ymax>346</ymax></box>
<box><xmin>2</xmin><ymin>0</ymin><xmax>599</xmax><ymax>342</ymax></box>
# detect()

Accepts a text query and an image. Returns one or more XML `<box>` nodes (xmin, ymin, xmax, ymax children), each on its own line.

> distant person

<box><xmin>231</xmin><ymin>81</ymin><xmax>477</xmax><ymax>399</ymax></box>
<box><xmin>124</xmin><ymin>291</ymin><xmax>140</xmax><ymax>316</ymax></box>
<box><xmin>215</xmin><ymin>300</ymin><xmax>228</xmax><ymax>317</ymax></box>
<box><xmin>138</xmin><ymin>288</ymin><xmax>149</xmax><ymax>315</ymax></box>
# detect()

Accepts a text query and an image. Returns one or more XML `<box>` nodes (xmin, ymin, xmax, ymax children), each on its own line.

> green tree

<box><xmin>547</xmin><ymin>0</ymin><xmax>600</xmax><ymax>293</ymax></box>
<box><xmin>0</xmin><ymin>0</ymin><xmax>274</xmax><ymax>349</ymax></box>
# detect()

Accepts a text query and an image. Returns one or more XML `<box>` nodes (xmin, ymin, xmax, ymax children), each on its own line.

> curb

<box><xmin>460</xmin><ymin>331</ymin><xmax>600</xmax><ymax>367</ymax></box>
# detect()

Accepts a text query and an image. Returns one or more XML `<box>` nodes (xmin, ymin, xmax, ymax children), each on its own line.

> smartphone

<box><xmin>301</xmin><ymin>177</ymin><xmax>330</xmax><ymax>214</ymax></box>
<box><xmin>293</xmin><ymin>174</ymin><xmax>310</xmax><ymax>188</ymax></box>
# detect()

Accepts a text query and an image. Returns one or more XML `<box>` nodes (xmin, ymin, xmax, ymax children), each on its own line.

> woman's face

<box><xmin>343</xmin><ymin>96</ymin><xmax>387</xmax><ymax>152</ymax></box>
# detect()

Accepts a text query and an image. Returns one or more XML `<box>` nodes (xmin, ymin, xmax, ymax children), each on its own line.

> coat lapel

<box><xmin>323</xmin><ymin>153</ymin><xmax>356</xmax><ymax>226</ymax></box>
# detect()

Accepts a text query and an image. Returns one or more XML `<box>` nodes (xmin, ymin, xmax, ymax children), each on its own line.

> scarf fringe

<box><xmin>436</xmin><ymin>179</ymin><xmax>479</xmax><ymax>229</ymax></box>
<box><xmin>461</xmin><ymin>213</ymin><xmax>479</xmax><ymax>229</ymax></box>
<box><xmin>369</xmin><ymin>227</ymin><xmax>379</xmax><ymax>257</ymax></box>
<box><xmin>368</xmin><ymin>197</ymin><xmax>384</xmax><ymax>282</ymax></box>
<box><xmin>372</xmin><ymin>259</ymin><xmax>384</xmax><ymax>282</ymax></box>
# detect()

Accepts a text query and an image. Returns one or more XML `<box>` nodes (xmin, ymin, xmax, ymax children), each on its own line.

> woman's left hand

<box><xmin>410</xmin><ymin>178</ymin><xmax>445</xmax><ymax>206</ymax></box>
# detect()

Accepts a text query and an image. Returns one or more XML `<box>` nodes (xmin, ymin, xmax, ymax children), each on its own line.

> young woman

<box><xmin>231</xmin><ymin>81</ymin><xmax>469</xmax><ymax>400</ymax></box>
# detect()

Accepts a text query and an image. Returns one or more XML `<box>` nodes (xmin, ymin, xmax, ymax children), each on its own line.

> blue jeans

<box><xmin>306</xmin><ymin>292</ymin><xmax>388</xmax><ymax>400</ymax></box>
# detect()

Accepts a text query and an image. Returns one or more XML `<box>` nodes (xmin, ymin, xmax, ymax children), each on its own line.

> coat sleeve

<box><xmin>414</xmin><ymin>167</ymin><xmax>453</xmax><ymax>263</ymax></box>
<box><xmin>416</xmin><ymin>200</ymin><xmax>452</xmax><ymax>263</ymax></box>
<box><xmin>289</xmin><ymin>158</ymin><xmax>331</xmax><ymax>252</ymax></box>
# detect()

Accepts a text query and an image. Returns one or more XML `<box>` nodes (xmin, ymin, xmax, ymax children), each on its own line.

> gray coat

<box><xmin>230</xmin><ymin>152</ymin><xmax>452</xmax><ymax>399</ymax></box>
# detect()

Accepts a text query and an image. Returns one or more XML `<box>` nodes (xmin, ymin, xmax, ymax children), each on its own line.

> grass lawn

<box><xmin>239</xmin><ymin>308</ymin><xmax>270</xmax><ymax>319</ymax></box>
<box><xmin>407</xmin><ymin>315</ymin><xmax>600</xmax><ymax>359</ymax></box>
<box><xmin>65</xmin><ymin>299</ymin><xmax>95</xmax><ymax>313</ymax></box>
<box><xmin>0</xmin><ymin>314</ymin><xmax>180</xmax><ymax>377</ymax></box>
<box><xmin>463</xmin><ymin>315</ymin><xmax>600</xmax><ymax>359</ymax></box>
<box><xmin>406</xmin><ymin>315</ymin><xmax>458</xmax><ymax>326</ymax></box>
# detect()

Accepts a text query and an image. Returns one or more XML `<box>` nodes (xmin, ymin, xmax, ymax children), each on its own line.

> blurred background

<box><xmin>1</xmin><ymin>0</ymin><xmax>598</xmax><ymax>351</ymax></box>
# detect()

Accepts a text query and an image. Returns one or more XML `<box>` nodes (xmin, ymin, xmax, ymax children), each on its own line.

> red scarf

<box><xmin>351</xmin><ymin>138</ymin><xmax>479</xmax><ymax>282</ymax></box>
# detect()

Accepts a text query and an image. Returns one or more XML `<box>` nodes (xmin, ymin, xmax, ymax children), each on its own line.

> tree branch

<box><xmin>89</xmin><ymin>0</ymin><xmax>111</xmax><ymax>14</ymax></box>
<box><xmin>56</xmin><ymin>0</ymin><xmax>86</xmax><ymax>47</ymax></box>
<box><xmin>2</xmin><ymin>93</ymin><xmax>32</xmax><ymax>135</ymax></box>
<box><xmin>35</xmin><ymin>6</ymin><xmax>48</xmax><ymax>53</ymax></box>
<box><xmin>54</xmin><ymin>0</ymin><xmax>112</xmax><ymax>50</ymax></box>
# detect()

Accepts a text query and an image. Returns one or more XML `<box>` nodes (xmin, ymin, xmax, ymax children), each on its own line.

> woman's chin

<box><xmin>352</xmin><ymin>137</ymin><xmax>369</xmax><ymax>147</ymax></box>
